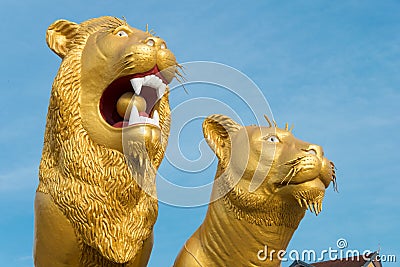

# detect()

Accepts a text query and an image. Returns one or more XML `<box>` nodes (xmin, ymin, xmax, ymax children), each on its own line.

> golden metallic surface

<box><xmin>79</xmin><ymin>17</ymin><xmax>176</xmax><ymax>153</ymax></box>
<box><xmin>123</xmin><ymin>124</ymin><xmax>161</xmax><ymax>164</ymax></box>
<box><xmin>35</xmin><ymin>16</ymin><xmax>177</xmax><ymax>266</ymax></box>
<box><xmin>117</xmin><ymin>92</ymin><xmax>134</xmax><ymax>117</ymax></box>
<box><xmin>174</xmin><ymin>114</ymin><xmax>336</xmax><ymax>267</ymax></box>
<box><xmin>132</xmin><ymin>95</ymin><xmax>148</xmax><ymax>113</ymax></box>
<box><xmin>117</xmin><ymin>93</ymin><xmax>147</xmax><ymax>118</ymax></box>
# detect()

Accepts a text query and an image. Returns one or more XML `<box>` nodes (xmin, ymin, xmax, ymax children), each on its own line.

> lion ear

<box><xmin>46</xmin><ymin>19</ymin><xmax>79</xmax><ymax>58</ymax></box>
<box><xmin>202</xmin><ymin>114</ymin><xmax>241</xmax><ymax>161</ymax></box>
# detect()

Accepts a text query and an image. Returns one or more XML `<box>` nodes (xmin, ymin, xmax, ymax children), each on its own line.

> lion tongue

<box><xmin>113</xmin><ymin>121</ymin><xmax>125</xmax><ymax>128</ymax></box>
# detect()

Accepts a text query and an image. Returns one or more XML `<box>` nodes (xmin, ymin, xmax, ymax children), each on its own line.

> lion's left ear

<box><xmin>203</xmin><ymin>114</ymin><xmax>241</xmax><ymax>163</ymax></box>
<box><xmin>46</xmin><ymin>19</ymin><xmax>79</xmax><ymax>58</ymax></box>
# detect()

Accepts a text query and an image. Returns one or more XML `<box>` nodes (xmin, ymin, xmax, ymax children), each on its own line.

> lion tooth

<box><xmin>143</xmin><ymin>75</ymin><xmax>153</xmax><ymax>83</ymax></box>
<box><xmin>143</xmin><ymin>75</ymin><xmax>162</xmax><ymax>88</ymax></box>
<box><xmin>149</xmin><ymin>118</ymin><xmax>156</xmax><ymax>125</ymax></box>
<box><xmin>156</xmin><ymin>83</ymin><xmax>166</xmax><ymax>99</ymax></box>
<box><xmin>128</xmin><ymin>105</ymin><xmax>139</xmax><ymax>125</ymax></box>
<box><xmin>140</xmin><ymin>117</ymin><xmax>149</xmax><ymax>123</ymax></box>
<box><xmin>153</xmin><ymin>110</ymin><xmax>159</xmax><ymax>126</ymax></box>
<box><xmin>130</xmin><ymin>78</ymin><xmax>144</xmax><ymax>95</ymax></box>
<box><xmin>136</xmin><ymin>117</ymin><xmax>156</xmax><ymax>126</ymax></box>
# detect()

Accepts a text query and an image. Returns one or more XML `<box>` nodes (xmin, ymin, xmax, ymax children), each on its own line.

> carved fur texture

<box><xmin>36</xmin><ymin>16</ymin><xmax>175</xmax><ymax>266</ymax></box>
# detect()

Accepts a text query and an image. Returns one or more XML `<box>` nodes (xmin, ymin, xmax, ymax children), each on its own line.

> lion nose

<box><xmin>304</xmin><ymin>144</ymin><xmax>323</xmax><ymax>157</ymax></box>
<box><xmin>145</xmin><ymin>37</ymin><xmax>167</xmax><ymax>50</ymax></box>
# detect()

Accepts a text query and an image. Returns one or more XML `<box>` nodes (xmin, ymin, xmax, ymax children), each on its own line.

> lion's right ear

<box><xmin>46</xmin><ymin>20</ymin><xmax>79</xmax><ymax>58</ymax></box>
<box><xmin>202</xmin><ymin>114</ymin><xmax>241</xmax><ymax>162</ymax></box>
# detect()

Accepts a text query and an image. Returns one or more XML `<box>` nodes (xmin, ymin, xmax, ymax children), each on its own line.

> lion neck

<box><xmin>196</xmin><ymin>165</ymin><xmax>305</xmax><ymax>266</ymax></box>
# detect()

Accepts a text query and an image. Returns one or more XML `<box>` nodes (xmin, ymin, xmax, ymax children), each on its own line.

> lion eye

<box><xmin>116</xmin><ymin>30</ymin><xmax>128</xmax><ymax>37</ymax></box>
<box><xmin>265</xmin><ymin>135</ymin><xmax>280</xmax><ymax>143</ymax></box>
<box><xmin>146</xmin><ymin>39</ymin><xmax>155</xmax><ymax>47</ymax></box>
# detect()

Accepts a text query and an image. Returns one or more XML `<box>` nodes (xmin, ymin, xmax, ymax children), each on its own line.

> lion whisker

<box><xmin>286</xmin><ymin>167</ymin><xmax>301</xmax><ymax>185</ymax></box>
<box><xmin>285</xmin><ymin>175</ymin><xmax>294</xmax><ymax>186</ymax></box>
<box><xmin>280</xmin><ymin>156</ymin><xmax>306</xmax><ymax>167</ymax></box>
<box><xmin>175</xmin><ymin>69</ymin><xmax>186</xmax><ymax>80</ymax></box>
<box><xmin>170</xmin><ymin>64</ymin><xmax>188</xmax><ymax>94</ymax></box>
<box><xmin>280</xmin><ymin>168</ymin><xmax>294</xmax><ymax>184</ymax></box>
<box><xmin>176</xmin><ymin>63</ymin><xmax>185</xmax><ymax>74</ymax></box>
<box><xmin>281</xmin><ymin>166</ymin><xmax>300</xmax><ymax>185</ymax></box>
<box><xmin>174</xmin><ymin>76</ymin><xmax>189</xmax><ymax>94</ymax></box>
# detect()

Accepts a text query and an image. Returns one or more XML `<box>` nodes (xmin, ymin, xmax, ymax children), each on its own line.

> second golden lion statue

<box><xmin>174</xmin><ymin>114</ymin><xmax>336</xmax><ymax>267</ymax></box>
<box><xmin>34</xmin><ymin>16</ymin><xmax>178</xmax><ymax>266</ymax></box>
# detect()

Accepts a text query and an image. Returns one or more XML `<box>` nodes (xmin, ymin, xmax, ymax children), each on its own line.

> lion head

<box><xmin>203</xmin><ymin>114</ymin><xmax>336</xmax><ymax>225</ymax></box>
<box><xmin>173</xmin><ymin>114</ymin><xmax>336</xmax><ymax>266</ymax></box>
<box><xmin>38</xmin><ymin>16</ymin><xmax>178</xmax><ymax>264</ymax></box>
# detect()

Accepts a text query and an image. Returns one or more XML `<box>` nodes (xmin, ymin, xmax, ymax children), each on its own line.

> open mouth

<box><xmin>100</xmin><ymin>66</ymin><xmax>168</xmax><ymax>129</ymax></box>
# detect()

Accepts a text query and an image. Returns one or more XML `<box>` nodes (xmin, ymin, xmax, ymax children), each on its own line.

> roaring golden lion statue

<box><xmin>34</xmin><ymin>16</ymin><xmax>178</xmax><ymax>267</ymax></box>
<box><xmin>174</xmin><ymin>114</ymin><xmax>336</xmax><ymax>267</ymax></box>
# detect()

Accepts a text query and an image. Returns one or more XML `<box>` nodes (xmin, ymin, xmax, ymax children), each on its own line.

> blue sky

<box><xmin>0</xmin><ymin>1</ymin><xmax>399</xmax><ymax>266</ymax></box>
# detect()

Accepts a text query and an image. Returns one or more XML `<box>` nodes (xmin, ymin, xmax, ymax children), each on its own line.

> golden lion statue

<box><xmin>34</xmin><ymin>16</ymin><xmax>178</xmax><ymax>267</ymax></box>
<box><xmin>173</xmin><ymin>114</ymin><xmax>336</xmax><ymax>267</ymax></box>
